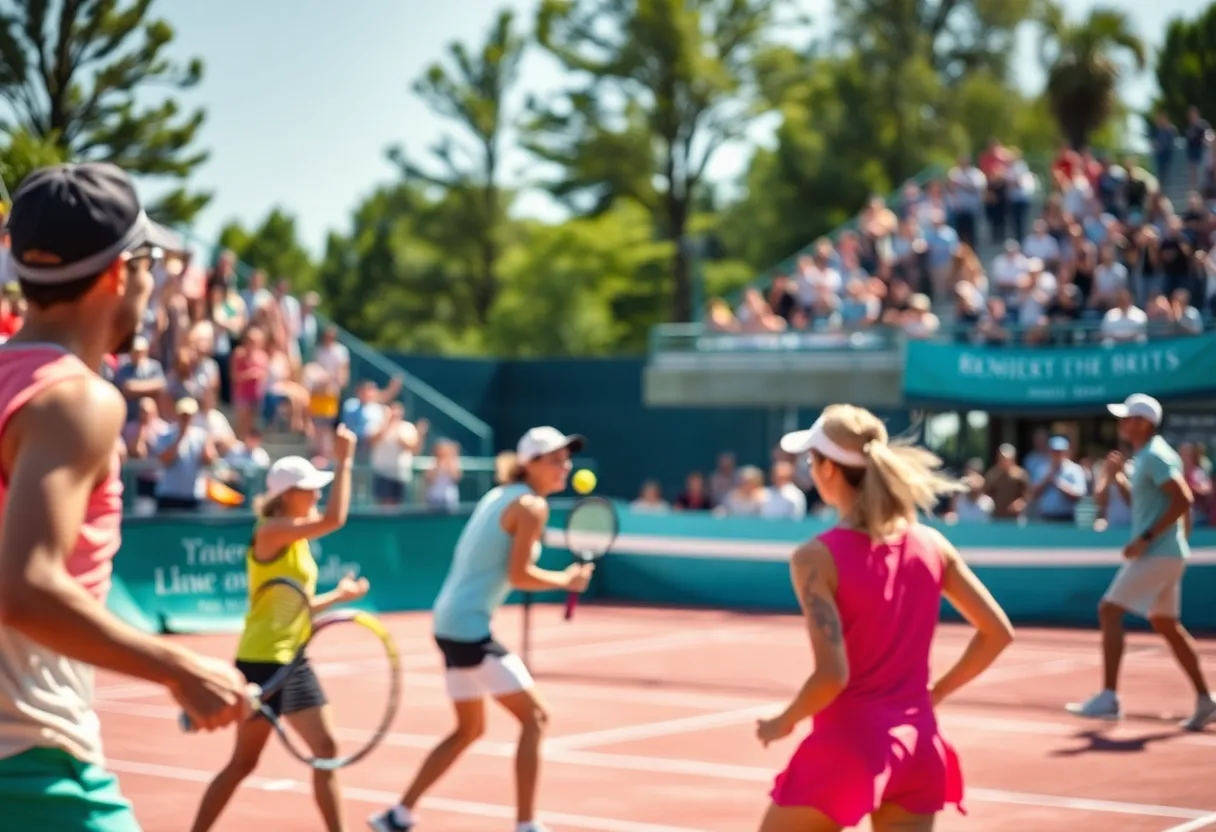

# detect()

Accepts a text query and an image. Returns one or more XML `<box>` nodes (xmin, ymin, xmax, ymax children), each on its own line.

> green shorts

<box><xmin>0</xmin><ymin>746</ymin><xmax>141</xmax><ymax>830</ymax></box>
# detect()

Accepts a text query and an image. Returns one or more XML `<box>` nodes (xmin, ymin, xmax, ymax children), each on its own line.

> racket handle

<box><xmin>178</xmin><ymin>685</ymin><xmax>264</xmax><ymax>733</ymax></box>
<box><xmin>564</xmin><ymin>591</ymin><xmax>579</xmax><ymax>621</ymax></box>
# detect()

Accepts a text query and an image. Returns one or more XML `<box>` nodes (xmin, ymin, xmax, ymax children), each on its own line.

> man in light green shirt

<box><xmin>1066</xmin><ymin>394</ymin><xmax>1215</xmax><ymax>731</ymax></box>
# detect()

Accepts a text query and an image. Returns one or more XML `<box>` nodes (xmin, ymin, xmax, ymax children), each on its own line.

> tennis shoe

<box><xmin>1180</xmin><ymin>695</ymin><xmax>1216</xmax><ymax>732</ymax></box>
<box><xmin>1064</xmin><ymin>689</ymin><xmax>1121</xmax><ymax>721</ymax></box>
<box><xmin>367</xmin><ymin>807</ymin><xmax>412</xmax><ymax>832</ymax></box>
<box><xmin>516</xmin><ymin>824</ymin><xmax>552</xmax><ymax>832</ymax></box>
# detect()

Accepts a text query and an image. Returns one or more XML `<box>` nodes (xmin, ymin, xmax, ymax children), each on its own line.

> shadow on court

<box><xmin>1050</xmin><ymin>728</ymin><xmax>1187</xmax><ymax>756</ymax></box>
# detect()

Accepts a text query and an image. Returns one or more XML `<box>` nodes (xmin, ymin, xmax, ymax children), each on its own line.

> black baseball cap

<box><xmin>6</xmin><ymin>162</ymin><xmax>155</xmax><ymax>285</ymax></box>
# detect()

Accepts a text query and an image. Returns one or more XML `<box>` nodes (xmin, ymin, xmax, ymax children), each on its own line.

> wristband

<box><xmin>1138</xmin><ymin>530</ymin><xmax>1153</xmax><ymax>543</ymax></box>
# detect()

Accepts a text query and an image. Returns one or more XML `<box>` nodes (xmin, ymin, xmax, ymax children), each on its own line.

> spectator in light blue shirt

<box><xmin>153</xmin><ymin>397</ymin><xmax>217</xmax><ymax>513</ymax></box>
<box><xmin>1029</xmin><ymin>436</ymin><xmax>1088</xmax><ymax>522</ymax></box>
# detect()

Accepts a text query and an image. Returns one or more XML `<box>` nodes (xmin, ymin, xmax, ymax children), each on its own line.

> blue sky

<box><xmin>150</xmin><ymin>0</ymin><xmax>1197</xmax><ymax>254</ymax></box>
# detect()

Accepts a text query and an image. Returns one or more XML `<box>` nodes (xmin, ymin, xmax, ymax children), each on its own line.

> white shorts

<box><xmin>435</xmin><ymin>635</ymin><xmax>534</xmax><ymax>702</ymax></box>
<box><xmin>1103</xmin><ymin>556</ymin><xmax>1186</xmax><ymax>620</ymax></box>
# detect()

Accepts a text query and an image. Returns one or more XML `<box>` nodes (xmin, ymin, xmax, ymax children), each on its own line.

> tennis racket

<box><xmin>563</xmin><ymin>497</ymin><xmax>619</xmax><ymax>620</ymax></box>
<box><xmin>178</xmin><ymin>576</ymin><xmax>401</xmax><ymax>771</ymax></box>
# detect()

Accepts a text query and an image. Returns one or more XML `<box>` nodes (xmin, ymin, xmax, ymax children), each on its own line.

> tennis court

<box><xmin>96</xmin><ymin>604</ymin><xmax>1216</xmax><ymax>831</ymax></box>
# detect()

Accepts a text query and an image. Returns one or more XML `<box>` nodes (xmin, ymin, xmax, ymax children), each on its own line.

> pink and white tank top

<box><xmin>0</xmin><ymin>345</ymin><xmax>124</xmax><ymax>765</ymax></box>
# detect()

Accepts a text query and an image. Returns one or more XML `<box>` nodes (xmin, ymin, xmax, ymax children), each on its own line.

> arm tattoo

<box><xmin>809</xmin><ymin>595</ymin><xmax>843</xmax><ymax>645</ymax></box>
<box><xmin>799</xmin><ymin>565</ymin><xmax>843</xmax><ymax>646</ymax></box>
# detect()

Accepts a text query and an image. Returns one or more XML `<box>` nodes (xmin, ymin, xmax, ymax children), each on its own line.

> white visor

<box><xmin>264</xmin><ymin>456</ymin><xmax>335</xmax><ymax>501</ymax></box>
<box><xmin>780</xmin><ymin>416</ymin><xmax>868</xmax><ymax>468</ymax></box>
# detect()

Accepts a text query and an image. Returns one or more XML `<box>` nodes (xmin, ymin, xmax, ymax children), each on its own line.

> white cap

<box><xmin>516</xmin><ymin>426</ymin><xmax>586</xmax><ymax>465</ymax></box>
<box><xmin>264</xmin><ymin>456</ymin><xmax>335</xmax><ymax>501</ymax></box>
<box><xmin>1107</xmin><ymin>393</ymin><xmax>1163</xmax><ymax>426</ymax></box>
<box><xmin>1048</xmin><ymin>436</ymin><xmax>1070</xmax><ymax>452</ymax></box>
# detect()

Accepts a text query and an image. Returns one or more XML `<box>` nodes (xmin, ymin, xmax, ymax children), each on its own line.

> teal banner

<box><xmin>108</xmin><ymin>506</ymin><xmax>1216</xmax><ymax>635</ymax></box>
<box><xmin>902</xmin><ymin>332</ymin><xmax>1216</xmax><ymax>408</ymax></box>
<box><xmin>110</xmin><ymin>509</ymin><xmax>573</xmax><ymax>633</ymax></box>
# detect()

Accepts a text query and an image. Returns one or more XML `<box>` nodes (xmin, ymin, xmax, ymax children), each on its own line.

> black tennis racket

<box><xmin>178</xmin><ymin>576</ymin><xmax>401</xmax><ymax>771</ymax></box>
<box><xmin>563</xmin><ymin>497</ymin><xmax>619</xmax><ymax>620</ymax></box>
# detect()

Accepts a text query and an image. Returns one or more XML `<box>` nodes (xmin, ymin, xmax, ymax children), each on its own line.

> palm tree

<box><xmin>1040</xmin><ymin>5</ymin><xmax>1147</xmax><ymax>150</ymax></box>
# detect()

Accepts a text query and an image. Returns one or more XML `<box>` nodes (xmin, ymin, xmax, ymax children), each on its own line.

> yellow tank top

<box><xmin>235</xmin><ymin>533</ymin><xmax>318</xmax><ymax>664</ymax></box>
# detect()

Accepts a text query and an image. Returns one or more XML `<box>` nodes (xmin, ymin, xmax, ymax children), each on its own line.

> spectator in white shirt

<box><xmin>1089</xmin><ymin>243</ymin><xmax>1128</xmax><ymax>312</ymax></box>
<box><xmin>1023</xmin><ymin>220</ymin><xmax>1061</xmax><ymax>265</ymax></box>
<box><xmin>631</xmin><ymin>480</ymin><xmax>671</xmax><ymax>514</ymax></box>
<box><xmin>762</xmin><ymin>460</ymin><xmax>807</xmax><ymax>520</ymax></box>
<box><xmin>718</xmin><ymin>466</ymin><xmax>769</xmax><ymax>517</ymax></box>
<box><xmin>950</xmin><ymin>471</ymin><xmax>994</xmax><ymax>523</ymax></box>
<box><xmin>1100</xmin><ymin>289</ymin><xmax>1148</xmax><ymax>343</ymax></box>
<box><xmin>192</xmin><ymin>386</ymin><xmax>237</xmax><ymax>455</ymax></box>
<box><xmin>312</xmin><ymin>325</ymin><xmax>351</xmax><ymax>393</ymax></box>
<box><xmin>370</xmin><ymin>402</ymin><xmax>426</xmax><ymax>506</ymax></box>
<box><xmin>990</xmin><ymin>240</ymin><xmax>1029</xmax><ymax>302</ymax></box>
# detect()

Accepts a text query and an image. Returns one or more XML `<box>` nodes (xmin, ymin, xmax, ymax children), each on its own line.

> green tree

<box><xmin>1155</xmin><ymin>4</ymin><xmax>1216</xmax><ymax>126</ymax></box>
<box><xmin>527</xmin><ymin>0</ymin><xmax>790</xmax><ymax>323</ymax></box>
<box><xmin>0</xmin><ymin>0</ymin><xmax>209</xmax><ymax>222</ymax></box>
<box><xmin>388</xmin><ymin>8</ymin><xmax>525</xmax><ymax>325</ymax></box>
<box><xmin>216</xmin><ymin>209</ymin><xmax>316</xmax><ymax>290</ymax></box>
<box><xmin>0</xmin><ymin>126</ymin><xmax>66</xmax><ymax>202</ymax></box>
<box><xmin>316</xmin><ymin>183</ymin><xmax>483</xmax><ymax>353</ymax></box>
<box><xmin>488</xmin><ymin>202</ymin><xmax>670</xmax><ymax>356</ymax></box>
<box><xmin>1041</xmin><ymin>4</ymin><xmax>1146</xmax><ymax>150</ymax></box>
<box><xmin>836</xmin><ymin>0</ymin><xmax>1036</xmax><ymax>85</ymax></box>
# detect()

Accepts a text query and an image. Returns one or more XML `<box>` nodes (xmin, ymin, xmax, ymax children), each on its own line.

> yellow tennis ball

<box><xmin>572</xmin><ymin>469</ymin><xmax>597</xmax><ymax>494</ymax></box>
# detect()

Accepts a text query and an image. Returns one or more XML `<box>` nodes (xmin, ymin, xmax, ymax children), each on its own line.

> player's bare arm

<box><xmin>758</xmin><ymin>540</ymin><xmax>849</xmax><ymax>745</ymax></box>
<box><xmin>0</xmin><ymin>375</ymin><xmax>237</xmax><ymax>716</ymax></box>
<box><xmin>926</xmin><ymin>527</ymin><xmax>1015</xmax><ymax>705</ymax></box>
<box><xmin>503</xmin><ymin>495</ymin><xmax>586</xmax><ymax>592</ymax></box>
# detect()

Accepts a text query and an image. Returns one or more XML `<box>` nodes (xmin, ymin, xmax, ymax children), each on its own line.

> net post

<box><xmin>521</xmin><ymin>591</ymin><xmax>533</xmax><ymax>668</ymax></box>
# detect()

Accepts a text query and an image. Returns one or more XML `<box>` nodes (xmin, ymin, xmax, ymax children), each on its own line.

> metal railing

<box><xmin>650</xmin><ymin>317</ymin><xmax>1214</xmax><ymax>354</ymax></box>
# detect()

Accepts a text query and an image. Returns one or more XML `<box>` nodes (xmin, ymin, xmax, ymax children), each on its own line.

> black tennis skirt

<box><xmin>236</xmin><ymin>657</ymin><xmax>328</xmax><ymax>718</ymax></box>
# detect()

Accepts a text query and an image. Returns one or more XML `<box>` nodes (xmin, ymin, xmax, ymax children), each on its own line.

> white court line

<box><xmin>1162</xmin><ymin>812</ymin><xmax>1216</xmax><ymax>832</ymax></box>
<box><xmin>107</xmin><ymin>759</ymin><xmax>712</xmax><ymax>832</ymax></box>
<box><xmin>106</xmin><ymin>753</ymin><xmax>1216</xmax><ymax>824</ymax></box>
<box><xmin>547</xmin><ymin>704</ymin><xmax>781</xmax><ymax>751</ymax></box>
<box><xmin>94</xmin><ymin>625</ymin><xmax>753</xmax><ymax>702</ymax></box>
<box><xmin>99</xmin><ymin>704</ymin><xmax>1216</xmax><ymax>820</ymax></box>
<box><xmin>940</xmin><ymin>713</ymin><xmax>1216</xmax><ymax>749</ymax></box>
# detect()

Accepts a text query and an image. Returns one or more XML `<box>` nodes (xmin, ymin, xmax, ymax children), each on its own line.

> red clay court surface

<box><xmin>95</xmin><ymin>605</ymin><xmax>1216</xmax><ymax>831</ymax></box>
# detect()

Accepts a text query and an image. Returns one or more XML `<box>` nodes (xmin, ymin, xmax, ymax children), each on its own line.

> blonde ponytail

<box><xmin>495</xmin><ymin>451</ymin><xmax>524</xmax><ymax>485</ymax></box>
<box><xmin>853</xmin><ymin>439</ymin><xmax>963</xmax><ymax>540</ymax></box>
<box><xmin>253</xmin><ymin>492</ymin><xmax>286</xmax><ymax>518</ymax></box>
<box><xmin>814</xmin><ymin>404</ymin><xmax>964</xmax><ymax>540</ymax></box>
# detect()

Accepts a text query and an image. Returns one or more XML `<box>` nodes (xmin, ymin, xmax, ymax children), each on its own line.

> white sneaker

<box><xmin>1180</xmin><ymin>695</ymin><xmax>1216</xmax><ymax>732</ymax></box>
<box><xmin>516</xmin><ymin>824</ymin><xmax>552</xmax><ymax>832</ymax></box>
<box><xmin>1065</xmin><ymin>690</ymin><xmax>1122</xmax><ymax>721</ymax></box>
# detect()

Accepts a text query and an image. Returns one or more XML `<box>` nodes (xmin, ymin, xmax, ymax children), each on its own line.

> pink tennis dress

<box><xmin>770</xmin><ymin>525</ymin><xmax>965</xmax><ymax>826</ymax></box>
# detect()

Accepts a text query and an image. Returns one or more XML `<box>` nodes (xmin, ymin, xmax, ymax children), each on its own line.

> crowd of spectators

<box><xmin>710</xmin><ymin>105</ymin><xmax>1216</xmax><ymax>345</ymax></box>
<box><xmin>631</xmin><ymin>427</ymin><xmax>1216</xmax><ymax>531</ymax></box>
<box><xmin>946</xmin><ymin>429</ymin><xmax>1215</xmax><ymax>531</ymax></box>
<box><xmin>1</xmin><ymin>218</ymin><xmax>451</xmax><ymax>514</ymax></box>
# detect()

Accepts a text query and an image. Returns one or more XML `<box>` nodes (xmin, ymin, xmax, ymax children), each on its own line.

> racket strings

<box><xmin>566</xmin><ymin>501</ymin><xmax>619</xmax><ymax>556</ymax></box>
<box><xmin>257</xmin><ymin>582</ymin><xmax>312</xmax><ymax>640</ymax></box>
